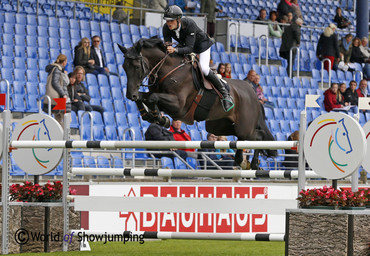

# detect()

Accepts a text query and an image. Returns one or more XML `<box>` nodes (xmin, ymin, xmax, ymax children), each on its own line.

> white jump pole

<box><xmin>71</xmin><ymin>168</ymin><xmax>320</xmax><ymax>179</ymax></box>
<box><xmin>69</xmin><ymin>230</ymin><xmax>285</xmax><ymax>241</ymax></box>
<box><xmin>10</xmin><ymin>140</ymin><xmax>298</xmax><ymax>150</ymax></box>
<box><xmin>73</xmin><ymin>196</ymin><xmax>297</xmax><ymax>215</ymax></box>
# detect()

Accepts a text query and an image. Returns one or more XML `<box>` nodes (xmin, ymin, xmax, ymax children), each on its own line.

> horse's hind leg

<box><xmin>251</xmin><ymin>149</ymin><xmax>261</xmax><ymax>170</ymax></box>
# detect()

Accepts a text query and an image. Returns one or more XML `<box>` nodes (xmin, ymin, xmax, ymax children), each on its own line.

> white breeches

<box><xmin>199</xmin><ymin>48</ymin><xmax>211</xmax><ymax>76</ymax></box>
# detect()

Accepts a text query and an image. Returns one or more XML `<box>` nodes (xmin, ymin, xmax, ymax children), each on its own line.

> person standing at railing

<box><xmin>277</xmin><ymin>0</ymin><xmax>295</xmax><ymax>22</ymax></box>
<box><xmin>112</xmin><ymin>1</ymin><xmax>128</xmax><ymax>24</ymax></box>
<box><xmin>290</xmin><ymin>0</ymin><xmax>303</xmax><ymax>22</ymax></box>
<box><xmin>149</xmin><ymin>0</ymin><xmax>168</xmax><ymax>13</ymax></box>
<box><xmin>279</xmin><ymin>18</ymin><xmax>303</xmax><ymax>76</ymax></box>
<box><xmin>316</xmin><ymin>24</ymin><xmax>340</xmax><ymax>72</ymax></box>
<box><xmin>200</xmin><ymin>0</ymin><xmax>222</xmax><ymax>38</ymax></box>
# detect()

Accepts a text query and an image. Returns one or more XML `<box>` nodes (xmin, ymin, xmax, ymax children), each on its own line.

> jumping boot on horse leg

<box><xmin>206</xmin><ymin>71</ymin><xmax>234</xmax><ymax>112</ymax></box>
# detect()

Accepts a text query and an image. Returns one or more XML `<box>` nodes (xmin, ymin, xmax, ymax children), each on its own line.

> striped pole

<box><xmin>70</xmin><ymin>230</ymin><xmax>285</xmax><ymax>241</ymax></box>
<box><xmin>10</xmin><ymin>140</ymin><xmax>298</xmax><ymax>150</ymax></box>
<box><xmin>71</xmin><ymin>168</ymin><xmax>320</xmax><ymax>179</ymax></box>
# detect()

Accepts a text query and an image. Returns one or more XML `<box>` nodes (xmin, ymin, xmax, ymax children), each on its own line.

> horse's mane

<box><xmin>124</xmin><ymin>37</ymin><xmax>166</xmax><ymax>59</ymax></box>
<box><xmin>141</xmin><ymin>37</ymin><xmax>167</xmax><ymax>52</ymax></box>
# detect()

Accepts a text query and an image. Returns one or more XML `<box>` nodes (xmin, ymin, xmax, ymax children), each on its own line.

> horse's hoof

<box><xmin>240</xmin><ymin>160</ymin><xmax>250</xmax><ymax>170</ymax></box>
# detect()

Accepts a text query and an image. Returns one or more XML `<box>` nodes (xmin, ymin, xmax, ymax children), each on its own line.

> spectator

<box><xmin>224</xmin><ymin>63</ymin><xmax>232</xmax><ymax>78</ymax></box>
<box><xmin>215</xmin><ymin>136</ymin><xmax>235</xmax><ymax>169</ymax></box>
<box><xmin>290</xmin><ymin>0</ymin><xmax>303</xmax><ymax>21</ymax></box>
<box><xmin>74</xmin><ymin>37</ymin><xmax>105</xmax><ymax>75</ymax></box>
<box><xmin>268</xmin><ymin>11</ymin><xmax>283</xmax><ymax>38</ymax></box>
<box><xmin>255</xmin><ymin>8</ymin><xmax>268</xmax><ymax>24</ymax></box>
<box><xmin>284</xmin><ymin>130</ymin><xmax>299</xmax><ymax>169</ymax></box>
<box><xmin>198</xmin><ymin>133</ymin><xmax>233</xmax><ymax>169</ymax></box>
<box><xmin>357</xmin><ymin>79</ymin><xmax>368</xmax><ymax>97</ymax></box>
<box><xmin>350</xmin><ymin>37</ymin><xmax>365</xmax><ymax>64</ymax></box>
<box><xmin>200</xmin><ymin>0</ymin><xmax>222</xmax><ymax>38</ymax></box>
<box><xmin>339</xmin><ymin>34</ymin><xmax>353</xmax><ymax>64</ymax></box>
<box><xmin>334</xmin><ymin>7</ymin><xmax>351</xmax><ymax>29</ymax></box>
<box><xmin>344</xmin><ymin>80</ymin><xmax>359</xmax><ymax>106</ymax></box>
<box><xmin>287</xmin><ymin>12</ymin><xmax>294</xmax><ymax>24</ymax></box>
<box><xmin>217</xmin><ymin>63</ymin><xmax>226</xmax><ymax>77</ymax></box>
<box><xmin>277</xmin><ymin>0</ymin><xmax>295</xmax><ymax>22</ymax></box>
<box><xmin>324</xmin><ymin>83</ymin><xmax>343</xmax><ymax>112</ymax></box>
<box><xmin>112</xmin><ymin>1</ymin><xmax>128</xmax><ymax>24</ymax></box>
<box><xmin>243</xmin><ymin>69</ymin><xmax>258</xmax><ymax>91</ymax></box>
<box><xmin>90</xmin><ymin>35</ymin><xmax>109</xmax><ymax>76</ymax></box>
<box><xmin>149</xmin><ymin>0</ymin><xmax>167</xmax><ymax>12</ymax></box>
<box><xmin>67</xmin><ymin>73</ymin><xmax>85</xmax><ymax>114</ymax></box>
<box><xmin>279</xmin><ymin>18</ymin><xmax>303</xmax><ymax>76</ymax></box>
<box><xmin>73</xmin><ymin>66</ymin><xmax>105</xmax><ymax>117</ymax></box>
<box><xmin>144</xmin><ymin>115</ymin><xmax>188</xmax><ymax>160</ymax></box>
<box><xmin>44</xmin><ymin>54</ymin><xmax>71</xmax><ymax>126</ymax></box>
<box><xmin>316</xmin><ymin>24</ymin><xmax>340</xmax><ymax>72</ymax></box>
<box><xmin>338</xmin><ymin>83</ymin><xmax>349</xmax><ymax>105</ymax></box>
<box><xmin>255</xmin><ymin>74</ymin><xmax>275</xmax><ymax>110</ymax></box>
<box><xmin>360</xmin><ymin>37</ymin><xmax>370</xmax><ymax>79</ymax></box>
<box><xmin>169</xmin><ymin>120</ymin><xmax>196</xmax><ymax>156</ymax></box>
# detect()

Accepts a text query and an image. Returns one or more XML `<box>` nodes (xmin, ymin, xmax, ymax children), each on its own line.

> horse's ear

<box><xmin>135</xmin><ymin>39</ymin><xmax>144</xmax><ymax>53</ymax></box>
<box><xmin>117</xmin><ymin>44</ymin><xmax>127</xmax><ymax>54</ymax></box>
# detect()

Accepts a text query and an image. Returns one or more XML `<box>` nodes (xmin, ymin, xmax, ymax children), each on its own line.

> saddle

<box><xmin>182</xmin><ymin>55</ymin><xmax>230</xmax><ymax>123</ymax></box>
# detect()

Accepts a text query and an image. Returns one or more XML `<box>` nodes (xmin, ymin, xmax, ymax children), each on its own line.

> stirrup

<box><xmin>221</xmin><ymin>96</ymin><xmax>234</xmax><ymax>112</ymax></box>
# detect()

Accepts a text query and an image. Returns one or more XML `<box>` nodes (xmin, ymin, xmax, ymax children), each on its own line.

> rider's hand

<box><xmin>167</xmin><ymin>46</ymin><xmax>176</xmax><ymax>54</ymax></box>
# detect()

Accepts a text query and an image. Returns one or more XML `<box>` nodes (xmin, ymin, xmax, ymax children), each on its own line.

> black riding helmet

<box><xmin>163</xmin><ymin>5</ymin><xmax>183</xmax><ymax>20</ymax></box>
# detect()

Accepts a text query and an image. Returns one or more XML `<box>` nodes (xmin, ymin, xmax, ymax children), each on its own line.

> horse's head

<box><xmin>334</xmin><ymin>118</ymin><xmax>353</xmax><ymax>154</ymax></box>
<box><xmin>118</xmin><ymin>41</ymin><xmax>148</xmax><ymax>101</ymax></box>
<box><xmin>118</xmin><ymin>37</ymin><xmax>167</xmax><ymax>101</ymax></box>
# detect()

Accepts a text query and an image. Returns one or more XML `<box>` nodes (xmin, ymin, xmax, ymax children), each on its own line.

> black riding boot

<box><xmin>206</xmin><ymin>71</ymin><xmax>235</xmax><ymax>112</ymax></box>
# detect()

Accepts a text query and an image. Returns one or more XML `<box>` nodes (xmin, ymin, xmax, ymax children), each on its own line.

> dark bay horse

<box><xmin>118</xmin><ymin>38</ymin><xmax>276</xmax><ymax>169</ymax></box>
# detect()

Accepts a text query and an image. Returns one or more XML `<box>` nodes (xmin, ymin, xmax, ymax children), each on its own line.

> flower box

<box><xmin>0</xmin><ymin>203</ymin><xmax>80</xmax><ymax>254</ymax></box>
<box><xmin>286</xmin><ymin>209</ymin><xmax>370</xmax><ymax>256</ymax></box>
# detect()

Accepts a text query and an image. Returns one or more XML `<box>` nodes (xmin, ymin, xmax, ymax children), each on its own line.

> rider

<box><xmin>162</xmin><ymin>5</ymin><xmax>234</xmax><ymax>112</ymax></box>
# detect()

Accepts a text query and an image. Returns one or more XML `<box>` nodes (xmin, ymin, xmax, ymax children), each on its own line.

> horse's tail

<box><xmin>258</xmin><ymin>104</ymin><xmax>278</xmax><ymax>157</ymax></box>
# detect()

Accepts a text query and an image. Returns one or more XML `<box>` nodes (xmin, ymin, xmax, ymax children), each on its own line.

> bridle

<box><xmin>138</xmin><ymin>52</ymin><xmax>170</xmax><ymax>87</ymax></box>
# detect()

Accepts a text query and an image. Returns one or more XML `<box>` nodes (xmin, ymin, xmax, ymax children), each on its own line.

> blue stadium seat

<box><xmin>97</xmin><ymin>74</ymin><xmax>110</xmax><ymax>87</ymax></box>
<box><xmin>109</xmin><ymin>75</ymin><xmax>121</xmax><ymax>88</ymax></box>
<box><xmin>70</xmin><ymin>111</ymin><xmax>79</xmax><ymax>129</ymax></box>
<box><xmin>112</xmin><ymin>156</ymin><xmax>124</xmax><ymax>168</ymax></box>
<box><xmin>215</xmin><ymin>42</ymin><xmax>225</xmax><ymax>52</ymax></box>
<box><xmin>120</xmin><ymin>24</ymin><xmax>130</xmax><ymax>34</ymax></box>
<box><xmin>174</xmin><ymin>157</ymin><xmax>188</xmax><ymax>169</ymax></box>
<box><xmin>279</xmin><ymin>66</ymin><xmax>288</xmax><ymax>77</ymax></box>
<box><xmin>97</xmin><ymin>156</ymin><xmax>110</xmax><ymax>168</ymax></box>
<box><xmin>26</xmin><ymin>95</ymin><xmax>39</xmax><ymax>112</ymax></box>
<box><xmin>11</xmin><ymin>94</ymin><xmax>26</xmax><ymax>112</ymax></box>
<box><xmin>105</xmin><ymin>125</ymin><xmax>118</xmax><ymax>140</ymax></box>
<box><xmin>114</xmin><ymin>100</ymin><xmax>126</xmax><ymax>113</ymax></box>
<box><xmin>83</xmin><ymin>156</ymin><xmax>96</xmax><ymax>168</ymax></box>
<box><xmin>130</xmin><ymin>24</ymin><xmax>140</xmax><ymax>36</ymax></box>
<box><xmin>161</xmin><ymin>157</ymin><xmax>174</xmax><ymax>169</ymax></box>
<box><xmin>1</xmin><ymin>68</ymin><xmax>13</xmax><ymax>82</ymax></box>
<box><xmin>93</xmin><ymin>126</ymin><xmax>105</xmax><ymax>140</ymax></box>
<box><xmin>102</xmin><ymin>99</ymin><xmax>114</xmax><ymax>112</ymax></box>
<box><xmin>149</xmin><ymin>26</ymin><xmax>158</xmax><ymax>37</ymax></box>
<box><xmin>100</xmin><ymin>87</ymin><xmax>111</xmax><ymax>100</ymax></box>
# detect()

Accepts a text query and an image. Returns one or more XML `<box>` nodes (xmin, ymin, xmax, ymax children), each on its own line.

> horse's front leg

<box><xmin>146</xmin><ymin>93</ymin><xmax>182</xmax><ymax>117</ymax></box>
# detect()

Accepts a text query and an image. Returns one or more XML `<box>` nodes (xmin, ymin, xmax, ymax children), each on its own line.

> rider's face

<box><xmin>166</xmin><ymin>19</ymin><xmax>178</xmax><ymax>30</ymax></box>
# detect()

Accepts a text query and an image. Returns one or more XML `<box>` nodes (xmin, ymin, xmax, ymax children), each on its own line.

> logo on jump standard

<box><xmin>304</xmin><ymin>112</ymin><xmax>366</xmax><ymax>180</ymax></box>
